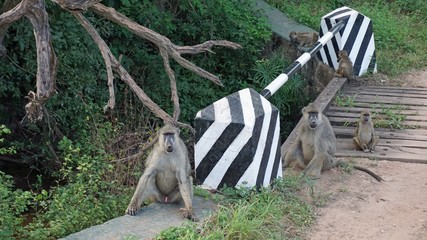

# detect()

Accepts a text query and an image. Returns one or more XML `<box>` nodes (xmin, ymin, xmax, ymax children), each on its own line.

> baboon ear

<box><xmin>302</xmin><ymin>107</ymin><xmax>306</xmax><ymax>114</ymax></box>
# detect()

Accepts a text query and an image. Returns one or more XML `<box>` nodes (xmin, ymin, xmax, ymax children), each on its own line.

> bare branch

<box><xmin>68</xmin><ymin>12</ymin><xmax>115</xmax><ymax>111</ymax></box>
<box><xmin>89</xmin><ymin>3</ymin><xmax>241</xmax><ymax>86</ymax></box>
<box><xmin>1</xmin><ymin>0</ymin><xmax>57</xmax><ymax>122</ymax></box>
<box><xmin>71</xmin><ymin>11</ymin><xmax>173</xmax><ymax>122</ymax></box>
<box><xmin>176</xmin><ymin>40</ymin><xmax>242</xmax><ymax>55</ymax></box>
<box><xmin>159</xmin><ymin>47</ymin><xmax>180</xmax><ymax>121</ymax></box>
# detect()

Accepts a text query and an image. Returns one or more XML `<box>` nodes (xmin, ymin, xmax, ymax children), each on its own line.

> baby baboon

<box><xmin>289</xmin><ymin>31</ymin><xmax>319</xmax><ymax>48</ymax></box>
<box><xmin>353</xmin><ymin>110</ymin><xmax>379</xmax><ymax>153</ymax></box>
<box><xmin>335</xmin><ymin>50</ymin><xmax>353</xmax><ymax>78</ymax></box>
<box><xmin>284</xmin><ymin>103</ymin><xmax>383</xmax><ymax>181</ymax></box>
<box><xmin>126</xmin><ymin>124</ymin><xmax>197</xmax><ymax>221</ymax></box>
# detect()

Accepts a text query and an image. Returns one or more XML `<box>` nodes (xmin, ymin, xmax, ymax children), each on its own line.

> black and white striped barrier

<box><xmin>194</xmin><ymin>16</ymin><xmax>347</xmax><ymax>190</ymax></box>
<box><xmin>318</xmin><ymin>6</ymin><xmax>377</xmax><ymax>76</ymax></box>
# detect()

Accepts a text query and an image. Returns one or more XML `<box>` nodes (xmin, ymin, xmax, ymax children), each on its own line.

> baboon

<box><xmin>353</xmin><ymin>110</ymin><xmax>379</xmax><ymax>153</ymax></box>
<box><xmin>335</xmin><ymin>50</ymin><xmax>353</xmax><ymax>79</ymax></box>
<box><xmin>289</xmin><ymin>31</ymin><xmax>319</xmax><ymax>48</ymax></box>
<box><xmin>126</xmin><ymin>124</ymin><xmax>197</xmax><ymax>221</ymax></box>
<box><xmin>283</xmin><ymin>103</ymin><xmax>383</xmax><ymax>181</ymax></box>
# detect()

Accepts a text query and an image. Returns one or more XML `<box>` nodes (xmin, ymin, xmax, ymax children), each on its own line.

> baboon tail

<box><xmin>353</xmin><ymin>165</ymin><xmax>384</xmax><ymax>182</ymax></box>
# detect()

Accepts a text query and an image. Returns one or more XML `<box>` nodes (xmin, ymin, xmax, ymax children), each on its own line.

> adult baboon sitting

<box><xmin>283</xmin><ymin>103</ymin><xmax>383</xmax><ymax>181</ymax></box>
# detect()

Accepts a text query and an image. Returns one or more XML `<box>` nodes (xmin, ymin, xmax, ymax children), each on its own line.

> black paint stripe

<box><xmin>270</xmin><ymin>129</ymin><xmax>282</xmax><ymax>184</ymax></box>
<box><xmin>260</xmin><ymin>89</ymin><xmax>271</xmax><ymax>99</ymax></box>
<box><xmin>218</xmin><ymin>90</ymin><xmax>264</xmax><ymax>188</ymax></box>
<box><xmin>323</xmin><ymin>18</ymin><xmax>335</xmax><ymax>67</ymax></box>
<box><xmin>343</xmin><ymin>13</ymin><xmax>364</xmax><ymax>54</ymax></box>
<box><xmin>324</xmin><ymin>8</ymin><xmax>352</xmax><ymax>19</ymax></box>
<box><xmin>309</xmin><ymin>42</ymin><xmax>323</xmax><ymax>57</ymax></box>
<box><xmin>353</xmin><ymin>21</ymin><xmax>373</xmax><ymax>76</ymax></box>
<box><xmin>194</xmin><ymin>104</ymin><xmax>215</xmax><ymax>144</ymax></box>
<box><xmin>368</xmin><ymin>50</ymin><xmax>377</xmax><ymax>73</ymax></box>
<box><xmin>256</xmin><ymin>105</ymin><xmax>279</xmax><ymax>187</ymax></box>
<box><xmin>283</xmin><ymin>62</ymin><xmax>301</xmax><ymax>78</ymax></box>
<box><xmin>195</xmin><ymin>92</ymin><xmax>245</xmax><ymax>185</ymax></box>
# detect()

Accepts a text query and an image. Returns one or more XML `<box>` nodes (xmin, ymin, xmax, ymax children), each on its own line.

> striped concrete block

<box><xmin>317</xmin><ymin>6</ymin><xmax>377</xmax><ymax>76</ymax></box>
<box><xmin>194</xmin><ymin>88</ymin><xmax>282</xmax><ymax>189</ymax></box>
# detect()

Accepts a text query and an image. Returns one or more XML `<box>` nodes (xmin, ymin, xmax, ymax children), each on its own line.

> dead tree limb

<box><xmin>71</xmin><ymin>11</ymin><xmax>173</xmax><ymax>123</ymax></box>
<box><xmin>88</xmin><ymin>3</ymin><xmax>242</xmax><ymax>86</ymax></box>
<box><xmin>0</xmin><ymin>0</ymin><xmax>57</xmax><ymax>122</ymax></box>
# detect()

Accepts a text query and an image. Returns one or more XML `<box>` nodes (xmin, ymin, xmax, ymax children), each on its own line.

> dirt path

<box><xmin>304</xmin><ymin>69</ymin><xmax>427</xmax><ymax>240</ymax></box>
<box><xmin>303</xmin><ymin>159</ymin><xmax>427</xmax><ymax>240</ymax></box>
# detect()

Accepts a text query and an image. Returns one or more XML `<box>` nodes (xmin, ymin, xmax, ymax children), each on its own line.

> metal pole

<box><xmin>260</xmin><ymin>20</ymin><xmax>345</xmax><ymax>99</ymax></box>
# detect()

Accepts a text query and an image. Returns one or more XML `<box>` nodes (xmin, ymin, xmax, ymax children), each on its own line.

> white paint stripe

<box><xmin>203</xmin><ymin>89</ymin><xmax>255</xmax><ymax>189</ymax></box>
<box><xmin>264</xmin><ymin>73</ymin><xmax>288</xmax><ymax>97</ymax></box>
<box><xmin>298</xmin><ymin>53</ymin><xmax>311</xmax><ymax>65</ymax></box>
<box><xmin>194</xmin><ymin>97</ymin><xmax>231</xmax><ymax>169</ymax></box>
<box><xmin>319</xmin><ymin>32</ymin><xmax>334</xmax><ymax>45</ymax></box>
<box><xmin>236</xmin><ymin>96</ymin><xmax>272</xmax><ymax>187</ymax></box>
<box><xmin>341</xmin><ymin>13</ymin><xmax>357</xmax><ymax>44</ymax></box>
<box><xmin>360</xmin><ymin>35</ymin><xmax>376</xmax><ymax>75</ymax></box>
<box><xmin>349</xmin><ymin>17</ymin><xmax>371</xmax><ymax>64</ymax></box>
<box><xmin>263</xmin><ymin>115</ymin><xmax>282</xmax><ymax>186</ymax></box>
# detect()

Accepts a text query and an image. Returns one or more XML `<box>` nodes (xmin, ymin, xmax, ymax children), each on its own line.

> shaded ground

<box><xmin>303</xmin><ymin>68</ymin><xmax>427</xmax><ymax>240</ymax></box>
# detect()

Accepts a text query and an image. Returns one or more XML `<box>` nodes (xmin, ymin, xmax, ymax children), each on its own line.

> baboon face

<box><xmin>338</xmin><ymin>50</ymin><xmax>348</xmax><ymax>59</ymax></box>
<box><xmin>289</xmin><ymin>31</ymin><xmax>297</xmax><ymax>41</ymax></box>
<box><xmin>308</xmin><ymin>111</ymin><xmax>320</xmax><ymax>129</ymax></box>
<box><xmin>362</xmin><ymin>111</ymin><xmax>371</xmax><ymax>122</ymax></box>
<box><xmin>160</xmin><ymin>125</ymin><xmax>179</xmax><ymax>153</ymax></box>
<box><xmin>303</xmin><ymin>104</ymin><xmax>321</xmax><ymax>130</ymax></box>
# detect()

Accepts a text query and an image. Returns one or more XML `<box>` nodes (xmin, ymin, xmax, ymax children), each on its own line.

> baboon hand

<box><xmin>126</xmin><ymin>203</ymin><xmax>139</xmax><ymax>216</ymax></box>
<box><xmin>180</xmin><ymin>208</ymin><xmax>198</xmax><ymax>222</ymax></box>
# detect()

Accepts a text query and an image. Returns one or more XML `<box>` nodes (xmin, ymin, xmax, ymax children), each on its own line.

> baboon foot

<box><xmin>180</xmin><ymin>208</ymin><xmax>198</xmax><ymax>222</ymax></box>
<box><xmin>302</xmin><ymin>167</ymin><xmax>322</xmax><ymax>180</ymax></box>
<box><xmin>126</xmin><ymin>204</ymin><xmax>140</xmax><ymax>216</ymax></box>
<box><xmin>370</xmin><ymin>149</ymin><xmax>375</xmax><ymax>153</ymax></box>
<box><xmin>363</xmin><ymin>149</ymin><xmax>370</xmax><ymax>153</ymax></box>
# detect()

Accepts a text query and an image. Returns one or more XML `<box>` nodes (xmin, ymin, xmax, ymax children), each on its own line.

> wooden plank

<box><xmin>327</xmin><ymin>116</ymin><xmax>427</xmax><ymax>128</ymax></box>
<box><xmin>345</xmin><ymin>85</ymin><xmax>427</xmax><ymax>93</ymax></box>
<box><xmin>281</xmin><ymin>77</ymin><xmax>348</xmax><ymax>154</ymax></box>
<box><xmin>341</xmin><ymin>91</ymin><xmax>427</xmax><ymax>100</ymax></box>
<box><xmin>328</xmin><ymin>106</ymin><xmax>427</xmax><ymax>116</ymax></box>
<box><xmin>336</xmin><ymin>137</ymin><xmax>427</xmax><ymax>149</ymax></box>
<box><xmin>336</xmin><ymin>94</ymin><xmax>427</xmax><ymax>106</ymax></box>
<box><xmin>326</xmin><ymin>111</ymin><xmax>426</xmax><ymax>121</ymax></box>
<box><xmin>335</xmin><ymin>149</ymin><xmax>427</xmax><ymax>164</ymax></box>
<box><xmin>332</xmin><ymin>126</ymin><xmax>427</xmax><ymax>141</ymax></box>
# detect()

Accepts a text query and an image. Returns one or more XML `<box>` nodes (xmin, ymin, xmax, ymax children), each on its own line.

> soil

<box><xmin>302</xmin><ymin>68</ymin><xmax>427</xmax><ymax>240</ymax></box>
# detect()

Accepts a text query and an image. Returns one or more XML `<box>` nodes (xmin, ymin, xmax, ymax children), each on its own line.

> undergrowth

<box><xmin>155</xmin><ymin>175</ymin><xmax>314</xmax><ymax>240</ymax></box>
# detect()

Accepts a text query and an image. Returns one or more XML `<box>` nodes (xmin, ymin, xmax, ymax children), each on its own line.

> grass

<box><xmin>155</xmin><ymin>175</ymin><xmax>315</xmax><ymax>240</ymax></box>
<box><xmin>266</xmin><ymin>0</ymin><xmax>427</xmax><ymax>77</ymax></box>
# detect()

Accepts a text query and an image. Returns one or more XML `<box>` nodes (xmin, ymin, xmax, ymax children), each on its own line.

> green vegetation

<box><xmin>267</xmin><ymin>0</ymin><xmax>427</xmax><ymax>76</ymax></box>
<box><xmin>0</xmin><ymin>0</ymin><xmax>309</xmax><ymax>239</ymax></box>
<box><xmin>335</xmin><ymin>94</ymin><xmax>357</xmax><ymax>107</ymax></box>
<box><xmin>2</xmin><ymin>0</ymin><xmax>426</xmax><ymax>239</ymax></box>
<box><xmin>372</xmin><ymin>104</ymin><xmax>414</xmax><ymax>129</ymax></box>
<box><xmin>155</xmin><ymin>175</ymin><xmax>314</xmax><ymax>240</ymax></box>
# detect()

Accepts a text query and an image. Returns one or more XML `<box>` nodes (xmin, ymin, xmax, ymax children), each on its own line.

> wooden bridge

<box><xmin>281</xmin><ymin>78</ymin><xmax>427</xmax><ymax>164</ymax></box>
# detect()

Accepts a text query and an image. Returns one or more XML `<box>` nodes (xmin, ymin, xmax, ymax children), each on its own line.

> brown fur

<box><xmin>335</xmin><ymin>50</ymin><xmax>353</xmax><ymax>78</ymax></box>
<box><xmin>126</xmin><ymin>124</ymin><xmax>197</xmax><ymax>221</ymax></box>
<box><xmin>353</xmin><ymin>110</ymin><xmax>379</xmax><ymax>153</ymax></box>
<box><xmin>284</xmin><ymin>103</ymin><xmax>383</xmax><ymax>181</ymax></box>
<box><xmin>289</xmin><ymin>31</ymin><xmax>319</xmax><ymax>48</ymax></box>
